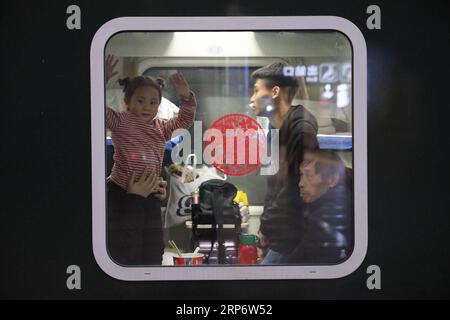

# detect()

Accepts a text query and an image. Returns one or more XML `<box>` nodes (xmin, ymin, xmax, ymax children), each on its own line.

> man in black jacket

<box><xmin>250</xmin><ymin>62</ymin><xmax>319</xmax><ymax>264</ymax></box>
<box><xmin>288</xmin><ymin>149</ymin><xmax>353</xmax><ymax>263</ymax></box>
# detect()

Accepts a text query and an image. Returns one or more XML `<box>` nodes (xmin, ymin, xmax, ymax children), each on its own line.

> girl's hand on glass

<box><xmin>105</xmin><ymin>54</ymin><xmax>119</xmax><ymax>83</ymax></box>
<box><xmin>169</xmin><ymin>72</ymin><xmax>191</xmax><ymax>100</ymax></box>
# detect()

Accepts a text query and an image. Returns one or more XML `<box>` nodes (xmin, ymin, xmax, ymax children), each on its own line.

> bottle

<box><xmin>238</xmin><ymin>233</ymin><xmax>258</xmax><ymax>264</ymax></box>
<box><xmin>234</xmin><ymin>190</ymin><xmax>250</xmax><ymax>223</ymax></box>
<box><xmin>241</xmin><ymin>191</ymin><xmax>249</xmax><ymax>223</ymax></box>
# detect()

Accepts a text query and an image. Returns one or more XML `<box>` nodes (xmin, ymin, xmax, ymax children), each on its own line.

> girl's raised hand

<box><xmin>169</xmin><ymin>72</ymin><xmax>191</xmax><ymax>100</ymax></box>
<box><xmin>105</xmin><ymin>54</ymin><xmax>119</xmax><ymax>83</ymax></box>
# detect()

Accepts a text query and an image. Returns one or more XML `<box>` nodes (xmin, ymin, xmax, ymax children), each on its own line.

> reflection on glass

<box><xmin>104</xmin><ymin>31</ymin><xmax>354</xmax><ymax>266</ymax></box>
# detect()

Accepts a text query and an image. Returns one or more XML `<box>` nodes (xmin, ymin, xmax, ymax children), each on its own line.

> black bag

<box><xmin>192</xmin><ymin>179</ymin><xmax>241</xmax><ymax>225</ymax></box>
<box><xmin>191</xmin><ymin>179</ymin><xmax>241</xmax><ymax>264</ymax></box>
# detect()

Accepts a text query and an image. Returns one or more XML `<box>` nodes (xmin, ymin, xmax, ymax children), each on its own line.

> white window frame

<box><xmin>91</xmin><ymin>16</ymin><xmax>367</xmax><ymax>281</ymax></box>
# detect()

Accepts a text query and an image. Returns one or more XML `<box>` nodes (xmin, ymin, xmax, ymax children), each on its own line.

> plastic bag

<box><xmin>163</xmin><ymin>154</ymin><xmax>226</xmax><ymax>228</ymax></box>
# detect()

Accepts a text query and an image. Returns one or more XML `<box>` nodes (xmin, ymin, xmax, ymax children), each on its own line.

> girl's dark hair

<box><xmin>118</xmin><ymin>76</ymin><xmax>165</xmax><ymax>103</ymax></box>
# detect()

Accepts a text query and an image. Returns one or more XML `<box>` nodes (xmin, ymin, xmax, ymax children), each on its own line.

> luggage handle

<box><xmin>213</xmin><ymin>188</ymin><xmax>226</xmax><ymax>264</ymax></box>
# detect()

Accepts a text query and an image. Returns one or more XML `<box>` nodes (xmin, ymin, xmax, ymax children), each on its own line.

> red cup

<box><xmin>173</xmin><ymin>253</ymin><xmax>204</xmax><ymax>265</ymax></box>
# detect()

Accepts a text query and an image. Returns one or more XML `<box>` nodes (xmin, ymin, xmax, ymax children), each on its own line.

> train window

<box><xmin>91</xmin><ymin>17</ymin><xmax>367</xmax><ymax>280</ymax></box>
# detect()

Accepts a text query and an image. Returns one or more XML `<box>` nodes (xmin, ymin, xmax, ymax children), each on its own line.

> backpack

<box><xmin>192</xmin><ymin>179</ymin><xmax>241</xmax><ymax>263</ymax></box>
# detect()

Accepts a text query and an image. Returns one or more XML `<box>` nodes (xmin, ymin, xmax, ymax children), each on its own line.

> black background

<box><xmin>1</xmin><ymin>0</ymin><xmax>449</xmax><ymax>299</ymax></box>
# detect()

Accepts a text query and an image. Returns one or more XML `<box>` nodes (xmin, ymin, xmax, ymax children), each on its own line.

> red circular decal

<box><xmin>205</xmin><ymin>114</ymin><xmax>267</xmax><ymax>176</ymax></box>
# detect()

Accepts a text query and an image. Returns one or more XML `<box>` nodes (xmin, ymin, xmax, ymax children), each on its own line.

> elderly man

<box><xmin>288</xmin><ymin>149</ymin><xmax>353</xmax><ymax>263</ymax></box>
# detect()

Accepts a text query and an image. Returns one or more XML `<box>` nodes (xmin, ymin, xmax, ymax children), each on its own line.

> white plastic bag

<box><xmin>164</xmin><ymin>154</ymin><xmax>226</xmax><ymax>228</ymax></box>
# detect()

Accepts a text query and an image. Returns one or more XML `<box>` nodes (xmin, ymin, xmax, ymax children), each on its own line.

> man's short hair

<box><xmin>300</xmin><ymin>149</ymin><xmax>346</xmax><ymax>182</ymax></box>
<box><xmin>251</xmin><ymin>62</ymin><xmax>299</xmax><ymax>103</ymax></box>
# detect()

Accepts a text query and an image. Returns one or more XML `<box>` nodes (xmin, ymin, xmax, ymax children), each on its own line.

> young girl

<box><xmin>107</xmin><ymin>73</ymin><xmax>196</xmax><ymax>191</ymax></box>
<box><xmin>105</xmin><ymin>57</ymin><xmax>197</xmax><ymax>265</ymax></box>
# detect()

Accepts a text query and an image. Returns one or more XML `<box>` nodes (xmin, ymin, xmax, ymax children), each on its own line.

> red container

<box><xmin>173</xmin><ymin>253</ymin><xmax>204</xmax><ymax>265</ymax></box>
<box><xmin>238</xmin><ymin>234</ymin><xmax>258</xmax><ymax>264</ymax></box>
